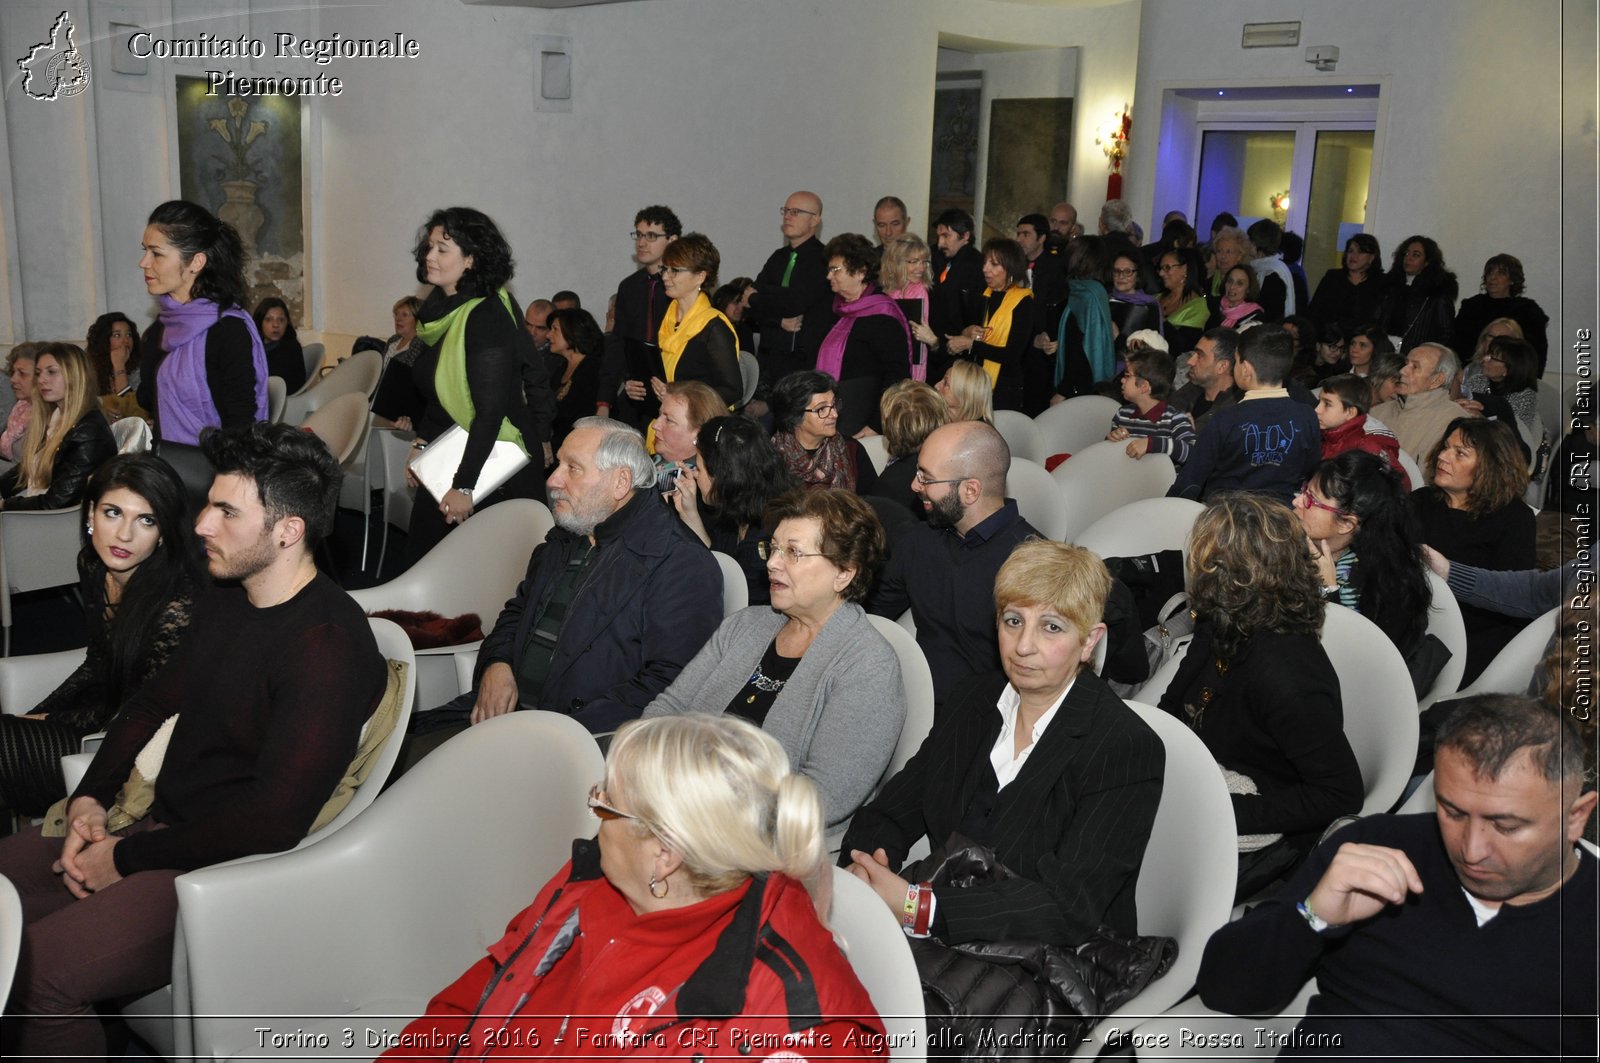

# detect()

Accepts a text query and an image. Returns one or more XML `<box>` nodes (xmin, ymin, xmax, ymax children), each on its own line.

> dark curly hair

<box><xmin>85</xmin><ymin>312</ymin><xmax>141</xmax><ymax>396</ymax></box>
<box><xmin>661</xmin><ymin>232</ymin><xmax>721</xmax><ymax>292</ymax></box>
<box><xmin>769</xmin><ymin>370</ymin><xmax>837</xmax><ymax>434</ymax></box>
<box><xmin>823</xmin><ymin>233</ymin><xmax>879</xmax><ymax>290</ymax></box>
<box><xmin>696</xmin><ymin>416</ymin><xmax>797</xmax><ymax>527</ymax></box>
<box><xmin>147</xmin><ymin>200</ymin><xmax>248</xmax><ymax>310</ymax></box>
<box><xmin>549</xmin><ymin>307</ymin><xmax>604</xmax><ymax>359</ymax></box>
<box><xmin>1480</xmin><ymin>253</ymin><xmax>1526</xmax><ymax>297</ymax></box>
<box><xmin>1422</xmin><ymin>417</ymin><xmax>1529</xmax><ymax>516</ymax></box>
<box><xmin>413</xmin><ymin>207</ymin><xmax>515</xmax><ymax>296</ymax></box>
<box><xmin>1391</xmin><ymin>235</ymin><xmax>1448</xmax><ymax>277</ymax></box>
<box><xmin>1187</xmin><ymin>494</ymin><xmax>1325</xmax><ymax>659</ymax></box>
<box><xmin>762</xmin><ymin>487</ymin><xmax>885</xmax><ymax>601</ymax></box>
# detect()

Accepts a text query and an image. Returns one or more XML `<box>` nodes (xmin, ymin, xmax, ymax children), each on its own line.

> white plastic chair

<box><xmin>1455</xmin><ymin>604</ymin><xmax>1558</xmax><ymax>698</ymax></box>
<box><xmin>1418</xmin><ymin>569</ymin><xmax>1468</xmax><ymax>710</ymax></box>
<box><xmin>1321</xmin><ymin>603</ymin><xmax>1422</xmax><ymax>817</ymax></box>
<box><xmin>1033</xmin><ymin>394</ymin><xmax>1121</xmax><ymax>460</ymax></box>
<box><xmin>110</xmin><ymin>416</ymin><xmax>153</xmax><ymax>453</ymax></box>
<box><xmin>1006</xmin><ymin>456</ymin><xmax>1068</xmax><ymax>540</ymax></box>
<box><xmin>738</xmin><ymin>350</ymin><xmax>759</xmax><ymax>407</ymax></box>
<box><xmin>281</xmin><ymin>349</ymin><xmax>381</xmax><ymax>424</ymax></box>
<box><xmin>0</xmin><ymin>506</ymin><xmax>81</xmax><ymax>656</ymax></box>
<box><xmin>0</xmin><ymin>873</ymin><xmax>20</xmax><ymax>1009</ymax></box>
<box><xmin>712</xmin><ymin>550</ymin><xmax>748</xmax><ymax>615</ymax></box>
<box><xmin>372</xmin><ymin>427</ymin><xmax>419</xmax><ymax>575</ymax></box>
<box><xmin>293</xmin><ymin>341</ymin><xmax>328</xmax><ymax>396</ymax></box>
<box><xmin>865</xmin><ymin>615</ymin><xmax>935</xmax><ymax>787</ymax></box>
<box><xmin>829</xmin><ymin>867</ymin><xmax>926</xmax><ymax>1060</ymax></box>
<box><xmin>301</xmin><ymin>391</ymin><xmax>371</xmax><ymax>466</ymax></box>
<box><xmin>265</xmin><ymin>376</ymin><xmax>287</xmax><ymax>423</ymax></box>
<box><xmin>857</xmin><ymin>433</ymin><xmax>889</xmax><ymax>474</ymax></box>
<box><xmin>1070</xmin><ymin>701</ymin><xmax>1238</xmax><ymax>1057</ymax></box>
<box><xmin>1396</xmin><ymin>447</ymin><xmax>1424</xmax><ymax>490</ymax></box>
<box><xmin>0</xmin><ymin>646</ymin><xmax>85</xmax><ymax>713</ymax></box>
<box><xmin>1053</xmin><ymin>440</ymin><xmax>1178</xmax><ymax>543</ymax></box>
<box><xmin>1074</xmin><ymin>496</ymin><xmax>1205</xmax><ymax>562</ymax></box>
<box><xmin>992</xmin><ymin>408</ymin><xmax>1046</xmax><ymax>464</ymax></box>
<box><xmin>177</xmin><ymin>711</ymin><xmax>605</xmax><ymax>1061</ymax></box>
<box><xmin>122</xmin><ymin>617</ymin><xmax>417</xmax><ymax>1059</ymax></box>
<box><xmin>350</xmin><ymin>498</ymin><xmax>552</xmax><ymax>714</ymax></box>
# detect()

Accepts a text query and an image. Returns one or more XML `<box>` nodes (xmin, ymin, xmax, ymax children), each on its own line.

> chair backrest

<box><xmin>737</xmin><ymin>351</ymin><xmax>759</xmax><ymax>407</ymax></box>
<box><xmin>1320</xmin><ymin>603</ymin><xmax>1422</xmax><ymax>816</ymax></box>
<box><xmin>1074</xmin><ymin>496</ymin><xmax>1205</xmax><ymax>561</ymax></box>
<box><xmin>0</xmin><ymin>873</ymin><xmax>20</xmax><ymax>1007</ymax></box>
<box><xmin>266</xmin><ymin>376</ymin><xmax>287</xmax><ymax>423</ymax></box>
<box><xmin>992</xmin><ymin>408</ymin><xmax>1045</xmax><ymax>464</ymax></box>
<box><xmin>1396</xmin><ymin>447</ymin><xmax>1424</xmax><ymax>490</ymax></box>
<box><xmin>0</xmin><ymin>506</ymin><xmax>82</xmax><ymax>648</ymax></box>
<box><xmin>180</xmin><ymin>711</ymin><xmax>604</xmax><ymax>1059</ymax></box>
<box><xmin>1005</xmin><ymin>456</ymin><xmax>1067</xmax><ymax>540</ymax></box>
<box><xmin>299</xmin><ymin>391</ymin><xmax>370</xmax><ymax>465</ymax></box>
<box><xmin>828</xmin><ymin>867</ymin><xmax>926</xmax><ymax>1059</ymax></box>
<box><xmin>857</xmin><ymin>433</ymin><xmax>888</xmax><ymax>474</ymax></box>
<box><xmin>1536</xmin><ymin>377</ymin><xmax>1573</xmax><ymax>444</ymax></box>
<box><xmin>299</xmin><ymin>341</ymin><xmax>327</xmax><ymax>391</ymax></box>
<box><xmin>1418</xmin><ymin>568</ymin><xmax>1467</xmax><ymax>709</ymax></box>
<box><xmin>1</xmin><ymin>647</ymin><xmax>87</xmax><ymax>715</ymax></box>
<box><xmin>712</xmin><ymin>551</ymin><xmax>748</xmax><ymax>615</ymax></box>
<box><xmin>375</xmin><ymin>427</ymin><xmax>418</xmax><ymax>533</ymax></box>
<box><xmin>1033</xmin><ymin>394</ymin><xmax>1122</xmax><ymax>460</ymax></box>
<box><xmin>1459</xmin><ymin>604</ymin><xmax>1559</xmax><ymax>698</ymax></box>
<box><xmin>1053</xmin><ymin>440</ymin><xmax>1178</xmax><ymax>543</ymax></box>
<box><xmin>865</xmin><ymin>615</ymin><xmax>935</xmax><ymax>786</ymax></box>
<box><xmin>110</xmin><ymin>416</ymin><xmax>153</xmax><ymax>453</ymax></box>
<box><xmin>348</xmin><ymin>497</ymin><xmax>553</xmax><ymax>623</ymax></box>
<box><xmin>281</xmin><ymin>349</ymin><xmax>383</xmax><ymax>423</ymax></box>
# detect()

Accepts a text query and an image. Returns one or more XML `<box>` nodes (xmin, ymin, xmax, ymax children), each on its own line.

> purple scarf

<box><xmin>815</xmin><ymin>289</ymin><xmax>912</xmax><ymax>380</ymax></box>
<box><xmin>155</xmin><ymin>295</ymin><xmax>268</xmax><ymax>445</ymax></box>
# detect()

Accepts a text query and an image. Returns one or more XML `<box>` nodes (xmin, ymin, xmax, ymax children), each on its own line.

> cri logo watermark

<box><xmin>16</xmin><ymin>11</ymin><xmax>91</xmax><ymax>101</ymax></box>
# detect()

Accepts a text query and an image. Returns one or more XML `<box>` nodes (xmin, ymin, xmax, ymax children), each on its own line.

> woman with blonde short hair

<box><xmin>935</xmin><ymin>359</ymin><xmax>993</xmax><ymax>424</ymax></box>
<box><xmin>875</xmin><ymin>380</ymin><xmax>947</xmax><ymax>521</ymax></box>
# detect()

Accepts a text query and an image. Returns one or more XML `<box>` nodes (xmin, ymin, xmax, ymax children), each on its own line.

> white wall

<box><xmin>1127</xmin><ymin>0</ymin><xmax>1591</xmax><ymax>376</ymax></box>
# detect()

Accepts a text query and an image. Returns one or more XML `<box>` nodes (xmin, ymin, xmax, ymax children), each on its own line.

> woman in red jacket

<box><xmin>384</xmin><ymin>714</ymin><xmax>887</xmax><ymax>1060</ymax></box>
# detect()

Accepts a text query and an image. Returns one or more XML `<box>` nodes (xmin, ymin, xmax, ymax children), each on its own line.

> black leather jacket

<box><xmin>0</xmin><ymin>408</ymin><xmax>116</xmax><ymax>510</ymax></box>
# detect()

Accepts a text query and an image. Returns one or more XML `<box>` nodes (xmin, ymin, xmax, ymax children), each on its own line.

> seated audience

<box><xmin>818</xmin><ymin>233</ymin><xmax>912</xmax><ymax>437</ymax></box>
<box><xmin>1316</xmin><ymin>373</ymin><xmax>1407</xmax><ymax>487</ymax></box>
<box><xmin>0</xmin><ymin>342</ymin><xmax>116</xmax><ymax>511</ymax></box>
<box><xmin>1307</xmin><ymin>233</ymin><xmax>1385</xmax><ymax>341</ymax></box>
<box><xmin>655</xmin><ymin>232</ymin><xmax>742</xmax><ymax>408</ymax></box>
<box><xmin>871</xmin><ymin>379</ymin><xmax>948</xmax><ymax>522</ymax></box>
<box><xmin>668</xmin><ymin>414</ymin><xmax>796</xmax><ymax>606</ymax></box>
<box><xmin>371</xmin><ymin>295</ymin><xmax>427</xmax><ymax>429</ymax></box>
<box><xmin>1367</xmin><ymin>351</ymin><xmax>1405</xmax><ymax>405</ymax></box>
<box><xmin>935</xmin><ymin>358</ymin><xmax>993</xmax><ymax>424</ymax></box>
<box><xmin>547</xmin><ymin>307</ymin><xmax>604</xmax><ymax>451</ymax></box>
<box><xmin>0</xmin><ymin>422</ymin><xmax>386</xmax><ymax>1060</ymax></box>
<box><xmin>1208</xmin><ymin>263</ymin><xmax>1265</xmax><ymax>330</ymax></box>
<box><xmin>649</xmin><ymin>379</ymin><xmax>723</xmax><ymax>491</ymax></box>
<box><xmin>1169</xmin><ymin>328</ymin><xmax>1242</xmax><ymax>431</ymax></box>
<box><xmin>710</xmin><ymin>275</ymin><xmax>757</xmax><ymax>354</ymax></box>
<box><xmin>384</xmin><ymin>714</ymin><xmax>888</xmax><ymax>1059</ymax></box>
<box><xmin>1453</xmin><ymin>253</ymin><xmax>1550</xmax><ymax>374</ymax></box>
<box><xmin>1413</xmin><ymin>417</ymin><xmax>1535</xmax><ymax>684</ymax></box>
<box><xmin>1309</xmin><ymin>325</ymin><xmax>1350</xmax><ymax>382</ymax></box>
<box><xmin>2</xmin><ymin>343</ymin><xmax>38</xmax><ymax>462</ymax></box>
<box><xmin>869</xmin><ymin>420</ymin><xmax>1038</xmax><ymax>708</ymax></box>
<box><xmin>1197</xmin><ymin>695</ymin><xmax>1595</xmax><ymax>1061</ymax></box>
<box><xmin>1280</xmin><ymin>230</ymin><xmax>1311</xmax><ymax>314</ymax></box>
<box><xmin>407</xmin><ymin>418</ymin><xmax>721</xmax><ymax>757</ymax></box>
<box><xmin>1453</xmin><ymin>315</ymin><xmax>1524</xmax><ymax>400</ymax></box>
<box><xmin>1156</xmin><ymin>246</ymin><xmax>1210</xmax><ymax>355</ymax></box>
<box><xmin>0</xmin><ymin>455</ymin><xmax>199</xmax><ymax>819</ymax></box>
<box><xmin>1160</xmin><ymin>495</ymin><xmax>1363</xmax><ymax>898</ymax></box>
<box><xmin>1345</xmin><ymin>323</ymin><xmax>1396</xmax><ymax>382</ymax></box>
<box><xmin>1460</xmin><ymin>334</ymin><xmax>1539</xmax><ymax>448</ymax></box>
<box><xmin>1370</xmin><ymin>341</ymin><xmax>1463</xmax><ymax>461</ymax></box>
<box><xmin>1384</xmin><ymin>235</ymin><xmax>1458</xmax><ymax>353</ymax></box>
<box><xmin>1168</xmin><ymin>326</ymin><xmax>1321</xmax><ymax>504</ymax></box>
<box><xmin>1296</xmin><ymin>451</ymin><xmax>1430</xmax><ymax>655</ymax></box>
<box><xmin>645</xmin><ymin>490</ymin><xmax>902</xmax><ymax>829</ymax></box>
<box><xmin>85</xmin><ymin>311</ymin><xmax>143</xmax><ymax>400</ymax></box>
<box><xmin>1107</xmin><ymin>347</ymin><xmax>1197</xmax><ymax>466</ymax></box>
<box><xmin>1281</xmin><ymin>314</ymin><xmax>1318</xmax><ymax>384</ymax></box>
<box><xmin>1108</xmin><ymin>250</ymin><xmax>1162</xmax><ymax>354</ymax></box>
<box><xmin>770</xmin><ymin>370</ymin><xmax>878</xmax><ymax>493</ymax></box>
<box><xmin>1207</xmin><ymin>225</ymin><xmax>1250</xmax><ymax>298</ymax></box>
<box><xmin>1245</xmin><ymin>219</ymin><xmax>1295</xmax><ymax>319</ymax></box>
<box><xmin>845</xmin><ymin>540</ymin><xmax>1162</xmax><ymax>948</ymax></box>
<box><xmin>254</xmin><ymin>295</ymin><xmax>306</xmax><ymax>393</ymax></box>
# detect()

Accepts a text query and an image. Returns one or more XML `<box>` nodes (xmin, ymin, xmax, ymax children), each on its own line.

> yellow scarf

<box><xmin>978</xmin><ymin>285</ymin><xmax>1032</xmax><ymax>387</ymax></box>
<box><xmin>658</xmin><ymin>292</ymin><xmax>737</xmax><ymax>381</ymax></box>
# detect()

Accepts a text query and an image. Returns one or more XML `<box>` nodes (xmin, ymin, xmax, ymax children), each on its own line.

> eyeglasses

<box><xmin>780</xmin><ymin>207</ymin><xmax>819</xmax><ymax>219</ymax></box>
<box><xmin>1298</xmin><ymin>485</ymin><xmax>1351</xmax><ymax>518</ymax></box>
<box><xmin>660</xmin><ymin>265</ymin><xmax>695</xmax><ymax>276</ymax></box>
<box><xmin>1482</xmin><ymin>351</ymin><xmax>1506</xmax><ymax>363</ymax></box>
<box><xmin>630</xmin><ymin>230</ymin><xmax>669</xmax><ymax>242</ymax></box>
<box><xmin>826</xmin><ymin>265</ymin><xmax>846</xmax><ymax>275</ymax></box>
<box><xmin>1157</xmin><ymin>264</ymin><xmax>1184</xmax><ymax>273</ymax></box>
<box><xmin>588</xmin><ymin>783</ymin><xmax>636</xmax><ymax>822</ymax></box>
<box><xmin>805</xmin><ymin>403</ymin><xmax>837</xmax><ymax>417</ymax></box>
<box><xmin>914</xmin><ymin>470</ymin><xmax>970</xmax><ymax>487</ymax></box>
<box><xmin>758</xmin><ymin>540</ymin><xmax>827</xmax><ymax>563</ymax></box>
<box><xmin>1112</xmin><ymin>267</ymin><xmax>1139</xmax><ymax>277</ymax></box>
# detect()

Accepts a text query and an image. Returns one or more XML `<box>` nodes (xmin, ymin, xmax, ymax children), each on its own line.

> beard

<box><xmin>207</xmin><ymin>528</ymin><xmax>277</xmax><ymax>583</ymax></box>
<box><xmin>924</xmin><ymin>490</ymin><xmax>965</xmax><ymax>530</ymax></box>
<box><xmin>550</xmin><ymin>486</ymin><xmax>617</xmax><ymax>536</ymax></box>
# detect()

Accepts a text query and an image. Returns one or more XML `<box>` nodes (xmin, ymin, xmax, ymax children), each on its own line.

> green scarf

<box><xmin>415</xmin><ymin>289</ymin><xmax>526</xmax><ymax>450</ymax></box>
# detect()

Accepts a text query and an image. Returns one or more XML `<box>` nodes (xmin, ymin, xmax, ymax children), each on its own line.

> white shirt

<box><xmin>989</xmin><ymin>679</ymin><xmax>1076</xmax><ymax>789</ymax></box>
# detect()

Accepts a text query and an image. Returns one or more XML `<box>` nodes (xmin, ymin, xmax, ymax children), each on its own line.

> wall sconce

<box><xmin>1095</xmin><ymin>105</ymin><xmax>1132</xmax><ymax>199</ymax></box>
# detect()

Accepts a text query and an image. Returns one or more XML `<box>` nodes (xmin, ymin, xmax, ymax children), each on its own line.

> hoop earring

<box><xmin>649</xmin><ymin>875</ymin><xmax>669</xmax><ymax>900</ymax></box>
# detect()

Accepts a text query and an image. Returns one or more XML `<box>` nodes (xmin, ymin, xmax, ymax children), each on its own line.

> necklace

<box><xmin>745</xmin><ymin>661</ymin><xmax>787</xmax><ymax>704</ymax></box>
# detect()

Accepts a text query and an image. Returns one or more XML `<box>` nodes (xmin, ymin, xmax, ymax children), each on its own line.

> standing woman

<box><xmin>403</xmin><ymin>207</ymin><xmax>554</xmax><ymax>565</ymax></box>
<box><xmin>1384</xmin><ymin>235</ymin><xmax>1458</xmax><ymax>354</ymax></box>
<box><xmin>253</xmin><ymin>296</ymin><xmax>306</xmax><ymax>393</ymax></box>
<box><xmin>135</xmin><ymin>200</ymin><xmax>268</xmax><ymax>445</ymax></box>
<box><xmin>879</xmin><ymin>234</ymin><xmax>937</xmax><ymax>382</ymax></box>
<box><xmin>947</xmin><ymin>238</ymin><xmax>1033</xmax><ymax>412</ymax></box>
<box><xmin>0</xmin><ymin>343</ymin><xmax>116</xmax><ymax>511</ymax></box>
<box><xmin>0</xmin><ymin>454</ymin><xmax>199</xmax><ymax>818</ymax></box>
<box><xmin>817</xmin><ymin>233</ymin><xmax>911</xmax><ymax>437</ymax></box>
<box><xmin>1308</xmin><ymin>233</ymin><xmax>1385</xmax><ymax>340</ymax></box>
<box><xmin>654</xmin><ymin>232</ymin><xmax>742</xmax><ymax>409</ymax></box>
<box><xmin>547</xmin><ymin>308</ymin><xmax>604</xmax><ymax>451</ymax></box>
<box><xmin>1108</xmin><ymin>252</ymin><xmax>1162</xmax><ymax>353</ymax></box>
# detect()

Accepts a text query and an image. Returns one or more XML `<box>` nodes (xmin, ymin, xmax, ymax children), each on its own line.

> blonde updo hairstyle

<box><xmin>941</xmin><ymin>360</ymin><xmax>994</xmax><ymax>423</ymax></box>
<box><xmin>605</xmin><ymin>714</ymin><xmax>825</xmax><ymax>899</ymax></box>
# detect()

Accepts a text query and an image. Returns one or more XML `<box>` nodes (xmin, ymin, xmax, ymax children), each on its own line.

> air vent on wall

<box><xmin>1241</xmin><ymin>21</ymin><xmax>1301</xmax><ymax>48</ymax></box>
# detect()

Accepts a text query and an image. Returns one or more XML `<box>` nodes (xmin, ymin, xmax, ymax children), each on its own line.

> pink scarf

<box><xmin>1220</xmin><ymin>300</ymin><xmax>1263</xmax><ymax>329</ymax></box>
<box><xmin>814</xmin><ymin>289</ymin><xmax>912</xmax><ymax>380</ymax></box>
<box><xmin>888</xmin><ymin>282</ymin><xmax>930</xmax><ymax>381</ymax></box>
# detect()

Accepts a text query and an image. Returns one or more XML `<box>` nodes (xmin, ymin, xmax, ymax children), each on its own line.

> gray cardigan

<box><xmin>643</xmin><ymin>602</ymin><xmax>906</xmax><ymax>829</ymax></box>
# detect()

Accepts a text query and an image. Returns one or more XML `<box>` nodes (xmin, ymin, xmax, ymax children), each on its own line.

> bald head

<box><xmin>1049</xmin><ymin>202</ymin><xmax>1078</xmax><ymax>238</ymax></box>
<box><xmin>782</xmin><ymin>190</ymin><xmax>823</xmax><ymax>246</ymax></box>
<box><xmin>524</xmin><ymin>299</ymin><xmax>553</xmax><ymax>344</ymax></box>
<box><xmin>929</xmin><ymin>420</ymin><xmax>1011</xmax><ymax>502</ymax></box>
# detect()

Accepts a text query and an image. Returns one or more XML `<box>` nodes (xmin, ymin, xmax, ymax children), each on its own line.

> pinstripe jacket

<box><xmin>840</xmin><ymin>670</ymin><xmax>1164</xmax><ymax>948</ymax></box>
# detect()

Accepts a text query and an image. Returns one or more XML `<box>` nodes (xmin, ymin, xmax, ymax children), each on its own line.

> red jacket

<box><xmin>1321</xmin><ymin>413</ymin><xmax>1410</xmax><ymax>490</ymax></box>
<box><xmin>382</xmin><ymin>841</ymin><xmax>888</xmax><ymax>1061</ymax></box>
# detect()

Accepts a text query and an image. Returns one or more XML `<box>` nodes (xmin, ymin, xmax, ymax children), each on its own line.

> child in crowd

<box><xmin>1316</xmin><ymin>373</ymin><xmax>1409</xmax><ymax>489</ymax></box>
<box><xmin>1107</xmin><ymin>348</ymin><xmax>1197</xmax><ymax>466</ymax></box>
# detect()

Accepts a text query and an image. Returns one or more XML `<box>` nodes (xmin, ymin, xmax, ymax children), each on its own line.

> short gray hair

<box><xmin>1100</xmin><ymin>199</ymin><xmax>1133</xmax><ymax>234</ymax></box>
<box><xmin>1417</xmin><ymin>342</ymin><xmax>1461</xmax><ymax>385</ymax></box>
<box><xmin>571</xmin><ymin>416</ymin><xmax>657</xmax><ymax>489</ymax></box>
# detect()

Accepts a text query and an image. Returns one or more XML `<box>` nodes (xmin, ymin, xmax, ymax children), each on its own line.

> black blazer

<box><xmin>840</xmin><ymin>670</ymin><xmax>1164</xmax><ymax>948</ymax></box>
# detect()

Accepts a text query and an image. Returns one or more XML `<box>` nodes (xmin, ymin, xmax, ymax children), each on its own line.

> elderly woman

<box><xmin>1308</xmin><ymin>233</ymin><xmax>1386</xmax><ymax>340</ymax></box>
<box><xmin>1207</xmin><ymin>226</ymin><xmax>1250</xmax><ymax>298</ymax></box>
<box><xmin>842</xmin><ymin>540</ymin><xmax>1164</xmax><ymax>948</ymax></box>
<box><xmin>385</xmin><ymin>714</ymin><xmax>888</xmax><ymax>1059</ymax></box>
<box><xmin>769</xmin><ymin>369</ymin><xmax>879</xmax><ymax>493</ymax></box>
<box><xmin>1160</xmin><ymin>495</ymin><xmax>1362</xmax><ymax>898</ymax></box>
<box><xmin>819</xmin><ymin>233</ymin><xmax>911</xmax><ymax>437</ymax></box>
<box><xmin>874</xmin><ymin>380</ymin><xmax>948</xmax><ymax>521</ymax></box>
<box><xmin>2</xmin><ymin>343</ymin><xmax>38</xmax><ymax>462</ymax></box>
<box><xmin>1459</xmin><ymin>334</ymin><xmax>1540</xmax><ymax>445</ymax></box>
<box><xmin>1453</xmin><ymin>252</ymin><xmax>1550</xmax><ymax>374</ymax></box>
<box><xmin>653</xmin><ymin>232</ymin><xmax>742</xmax><ymax>408</ymax></box>
<box><xmin>668</xmin><ymin>414</ymin><xmax>797</xmax><ymax>605</ymax></box>
<box><xmin>0</xmin><ymin>343</ymin><xmax>116</xmax><ymax>512</ymax></box>
<box><xmin>1412</xmin><ymin>417</ymin><xmax>1535</xmax><ymax>683</ymax></box>
<box><xmin>935</xmin><ymin>359</ymin><xmax>993</xmax><ymax>424</ymax></box>
<box><xmin>646</xmin><ymin>489</ymin><xmax>903</xmax><ymax>830</ymax></box>
<box><xmin>1384</xmin><ymin>235</ymin><xmax>1459</xmax><ymax>354</ymax></box>
<box><xmin>371</xmin><ymin>295</ymin><xmax>427</xmax><ymax>429</ymax></box>
<box><xmin>880</xmin><ymin>233</ymin><xmax>938</xmax><ymax>382</ymax></box>
<box><xmin>650</xmin><ymin>378</ymin><xmax>724</xmax><ymax>491</ymax></box>
<box><xmin>946</xmin><ymin>238</ymin><xmax>1034</xmax><ymax>412</ymax></box>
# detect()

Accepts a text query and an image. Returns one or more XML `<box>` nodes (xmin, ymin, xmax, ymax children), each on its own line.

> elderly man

<box><xmin>1370</xmin><ymin>341</ymin><xmax>1462</xmax><ymax>460</ymax></box>
<box><xmin>0</xmin><ymin>423</ymin><xmax>388</xmax><ymax>1059</ymax></box>
<box><xmin>750</xmin><ymin>190</ymin><xmax>833</xmax><ymax>385</ymax></box>
<box><xmin>1195</xmin><ymin>695</ymin><xmax>1596</xmax><ymax>1060</ymax></box>
<box><xmin>407</xmin><ymin>418</ymin><xmax>720</xmax><ymax>757</ymax></box>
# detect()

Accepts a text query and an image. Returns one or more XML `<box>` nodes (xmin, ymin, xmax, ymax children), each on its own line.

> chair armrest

<box><xmin>0</xmin><ymin>648</ymin><xmax>88</xmax><ymax>713</ymax></box>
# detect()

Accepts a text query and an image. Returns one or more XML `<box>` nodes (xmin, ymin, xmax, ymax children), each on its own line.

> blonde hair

<box><xmin>880</xmin><ymin>379</ymin><xmax>947</xmax><ymax>459</ymax></box>
<box><xmin>19</xmin><ymin>343</ymin><xmax>99</xmax><ymax>492</ymax></box>
<box><xmin>879</xmin><ymin>233</ymin><xmax>931</xmax><ymax>295</ymax></box>
<box><xmin>993</xmin><ymin>539</ymin><xmax>1111</xmax><ymax>640</ymax></box>
<box><xmin>941</xmin><ymin>360</ymin><xmax>994</xmax><ymax>423</ymax></box>
<box><xmin>1471</xmin><ymin>316</ymin><xmax>1524</xmax><ymax>365</ymax></box>
<box><xmin>606</xmin><ymin>714</ymin><xmax>825</xmax><ymax>897</ymax></box>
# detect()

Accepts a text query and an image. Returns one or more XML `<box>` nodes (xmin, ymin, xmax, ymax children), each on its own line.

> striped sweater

<box><xmin>1110</xmin><ymin>400</ymin><xmax>1198</xmax><ymax>467</ymax></box>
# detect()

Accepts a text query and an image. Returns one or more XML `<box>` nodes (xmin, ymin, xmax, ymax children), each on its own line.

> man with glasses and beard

<box><xmin>403</xmin><ymin>418</ymin><xmax>720</xmax><ymax>764</ymax></box>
